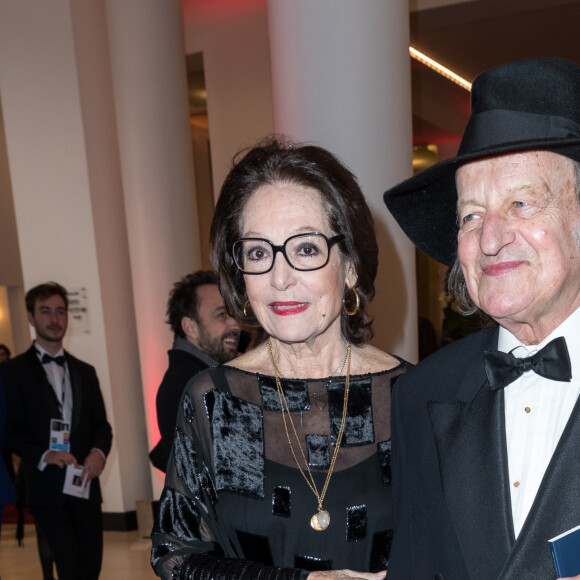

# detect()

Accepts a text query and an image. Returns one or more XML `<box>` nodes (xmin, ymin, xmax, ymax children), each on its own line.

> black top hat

<box><xmin>384</xmin><ymin>57</ymin><xmax>580</xmax><ymax>267</ymax></box>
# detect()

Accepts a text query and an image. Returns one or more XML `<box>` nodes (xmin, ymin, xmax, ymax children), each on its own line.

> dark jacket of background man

<box><xmin>3</xmin><ymin>347</ymin><xmax>112</xmax><ymax>506</ymax></box>
<box><xmin>149</xmin><ymin>271</ymin><xmax>240</xmax><ymax>472</ymax></box>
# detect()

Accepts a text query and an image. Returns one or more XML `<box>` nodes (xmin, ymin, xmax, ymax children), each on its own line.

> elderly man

<box><xmin>384</xmin><ymin>58</ymin><xmax>580</xmax><ymax>580</ymax></box>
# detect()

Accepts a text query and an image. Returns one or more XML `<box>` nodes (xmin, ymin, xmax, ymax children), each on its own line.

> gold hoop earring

<box><xmin>243</xmin><ymin>300</ymin><xmax>252</xmax><ymax>318</ymax></box>
<box><xmin>342</xmin><ymin>287</ymin><xmax>360</xmax><ymax>316</ymax></box>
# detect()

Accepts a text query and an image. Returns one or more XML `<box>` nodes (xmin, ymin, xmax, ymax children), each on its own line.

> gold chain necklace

<box><xmin>266</xmin><ymin>338</ymin><xmax>351</xmax><ymax>531</ymax></box>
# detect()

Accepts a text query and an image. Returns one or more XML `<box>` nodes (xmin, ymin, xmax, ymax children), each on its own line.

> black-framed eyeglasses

<box><xmin>231</xmin><ymin>232</ymin><xmax>345</xmax><ymax>275</ymax></box>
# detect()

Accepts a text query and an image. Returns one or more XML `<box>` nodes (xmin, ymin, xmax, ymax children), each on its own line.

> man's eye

<box><xmin>459</xmin><ymin>212</ymin><xmax>481</xmax><ymax>231</ymax></box>
<box><xmin>513</xmin><ymin>200</ymin><xmax>528</xmax><ymax>208</ymax></box>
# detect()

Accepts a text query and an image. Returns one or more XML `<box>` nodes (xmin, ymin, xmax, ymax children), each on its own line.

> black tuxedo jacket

<box><xmin>1</xmin><ymin>345</ymin><xmax>112</xmax><ymax>507</ymax></box>
<box><xmin>0</xmin><ymin>376</ymin><xmax>16</xmax><ymax>509</ymax></box>
<box><xmin>149</xmin><ymin>348</ymin><xmax>210</xmax><ymax>472</ymax></box>
<box><xmin>389</xmin><ymin>327</ymin><xmax>580</xmax><ymax>580</ymax></box>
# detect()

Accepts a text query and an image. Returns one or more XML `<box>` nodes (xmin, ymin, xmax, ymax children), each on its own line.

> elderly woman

<box><xmin>151</xmin><ymin>138</ymin><xmax>409</xmax><ymax>580</ymax></box>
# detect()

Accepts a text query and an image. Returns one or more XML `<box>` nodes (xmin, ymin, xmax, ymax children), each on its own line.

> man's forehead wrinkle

<box><xmin>457</xmin><ymin>161</ymin><xmax>561</xmax><ymax>208</ymax></box>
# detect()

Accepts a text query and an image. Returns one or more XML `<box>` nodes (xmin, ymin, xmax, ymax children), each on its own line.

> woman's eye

<box><xmin>295</xmin><ymin>242</ymin><xmax>320</xmax><ymax>257</ymax></box>
<box><xmin>513</xmin><ymin>200</ymin><xmax>528</xmax><ymax>208</ymax></box>
<box><xmin>247</xmin><ymin>246</ymin><xmax>270</xmax><ymax>261</ymax></box>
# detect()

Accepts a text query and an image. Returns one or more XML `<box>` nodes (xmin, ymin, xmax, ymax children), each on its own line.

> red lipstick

<box><xmin>268</xmin><ymin>301</ymin><xmax>310</xmax><ymax>316</ymax></box>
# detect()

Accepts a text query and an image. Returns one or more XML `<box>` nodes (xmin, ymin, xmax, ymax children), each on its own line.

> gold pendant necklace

<box><xmin>266</xmin><ymin>338</ymin><xmax>351</xmax><ymax>531</ymax></box>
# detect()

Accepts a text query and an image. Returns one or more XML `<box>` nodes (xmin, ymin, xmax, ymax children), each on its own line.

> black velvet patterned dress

<box><xmin>151</xmin><ymin>360</ymin><xmax>409</xmax><ymax>580</ymax></box>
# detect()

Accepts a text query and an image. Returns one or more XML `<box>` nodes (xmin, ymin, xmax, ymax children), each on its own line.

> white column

<box><xmin>0</xmin><ymin>0</ymin><xmax>151</xmax><ymax>516</ymax></box>
<box><xmin>70</xmin><ymin>0</ymin><xmax>154</xmax><ymax>514</ymax></box>
<box><xmin>105</xmin><ymin>0</ymin><xmax>202</xmax><ymax>493</ymax></box>
<box><xmin>267</xmin><ymin>0</ymin><xmax>417</xmax><ymax>361</ymax></box>
<box><xmin>181</xmin><ymin>4</ymin><xmax>276</xmax><ymax>198</ymax></box>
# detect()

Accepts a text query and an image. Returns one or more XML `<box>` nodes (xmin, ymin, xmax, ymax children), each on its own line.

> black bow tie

<box><xmin>483</xmin><ymin>336</ymin><xmax>572</xmax><ymax>391</ymax></box>
<box><xmin>42</xmin><ymin>353</ymin><xmax>66</xmax><ymax>367</ymax></box>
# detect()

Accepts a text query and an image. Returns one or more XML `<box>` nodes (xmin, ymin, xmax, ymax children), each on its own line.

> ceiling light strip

<box><xmin>409</xmin><ymin>47</ymin><xmax>472</xmax><ymax>92</ymax></box>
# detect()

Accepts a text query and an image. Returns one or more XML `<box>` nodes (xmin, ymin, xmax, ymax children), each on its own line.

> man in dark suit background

<box><xmin>0</xmin><ymin>376</ymin><xmax>16</xmax><ymax>534</ymax></box>
<box><xmin>1</xmin><ymin>282</ymin><xmax>112</xmax><ymax>580</ymax></box>
<box><xmin>149</xmin><ymin>270</ymin><xmax>241</xmax><ymax>472</ymax></box>
<box><xmin>384</xmin><ymin>58</ymin><xmax>580</xmax><ymax>579</ymax></box>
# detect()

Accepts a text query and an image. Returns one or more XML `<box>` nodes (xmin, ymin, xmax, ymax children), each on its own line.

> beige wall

<box><xmin>181</xmin><ymin>0</ymin><xmax>275</xmax><ymax>200</ymax></box>
<box><xmin>0</xmin><ymin>0</ymin><xmax>200</xmax><ymax>513</ymax></box>
<box><xmin>0</xmin><ymin>287</ymin><xmax>13</xmax><ymax>353</ymax></box>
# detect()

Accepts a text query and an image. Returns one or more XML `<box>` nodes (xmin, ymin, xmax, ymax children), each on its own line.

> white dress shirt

<box><xmin>35</xmin><ymin>343</ymin><xmax>73</xmax><ymax>424</ymax></box>
<box><xmin>34</xmin><ymin>344</ymin><xmax>106</xmax><ymax>472</ymax></box>
<box><xmin>35</xmin><ymin>343</ymin><xmax>74</xmax><ymax>471</ymax></box>
<box><xmin>498</xmin><ymin>307</ymin><xmax>580</xmax><ymax>538</ymax></box>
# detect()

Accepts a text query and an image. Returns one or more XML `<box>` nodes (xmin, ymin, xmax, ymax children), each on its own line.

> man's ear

<box><xmin>27</xmin><ymin>311</ymin><xmax>35</xmax><ymax>327</ymax></box>
<box><xmin>181</xmin><ymin>316</ymin><xmax>199</xmax><ymax>344</ymax></box>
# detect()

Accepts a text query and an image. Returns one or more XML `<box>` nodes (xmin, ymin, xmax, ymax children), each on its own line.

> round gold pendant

<box><xmin>310</xmin><ymin>510</ymin><xmax>330</xmax><ymax>531</ymax></box>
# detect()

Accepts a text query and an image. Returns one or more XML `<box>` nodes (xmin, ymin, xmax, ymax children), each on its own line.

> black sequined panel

<box><xmin>198</xmin><ymin>464</ymin><xmax>218</xmax><ymax>505</ymax></box>
<box><xmin>183</xmin><ymin>392</ymin><xmax>195</xmax><ymax>423</ymax></box>
<box><xmin>294</xmin><ymin>555</ymin><xmax>333</xmax><ymax>571</ymax></box>
<box><xmin>236</xmin><ymin>531</ymin><xmax>274</xmax><ymax>565</ymax></box>
<box><xmin>205</xmin><ymin>390</ymin><xmax>265</xmax><ymax>498</ymax></box>
<box><xmin>154</xmin><ymin>487</ymin><xmax>201</xmax><ymax>542</ymax></box>
<box><xmin>176</xmin><ymin>553</ymin><xmax>303</xmax><ymax>580</ymax></box>
<box><xmin>346</xmin><ymin>505</ymin><xmax>367</xmax><ymax>542</ymax></box>
<box><xmin>306</xmin><ymin>434</ymin><xmax>330</xmax><ymax>469</ymax></box>
<box><xmin>376</xmin><ymin>440</ymin><xmax>392</xmax><ymax>485</ymax></box>
<box><xmin>150</xmin><ymin>542</ymin><xmax>173</xmax><ymax>567</ymax></box>
<box><xmin>203</xmin><ymin>389</ymin><xmax>215</xmax><ymax>424</ymax></box>
<box><xmin>258</xmin><ymin>375</ymin><xmax>311</xmax><ymax>413</ymax></box>
<box><xmin>272</xmin><ymin>485</ymin><xmax>291</xmax><ymax>518</ymax></box>
<box><xmin>328</xmin><ymin>377</ymin><xmax>374</xmax><ymax>447</ymax></box>
<box><xmin>369</xmin><ymin>529</ymin><xmax>393</xmax><ymax>572</ymax></box>
<box><xmin>174</xmin><ymin>427</ymin><xmax>200</xmax><ymax>496</ymax></box>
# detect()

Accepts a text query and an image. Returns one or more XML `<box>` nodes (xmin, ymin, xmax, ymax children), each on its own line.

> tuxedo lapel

<box><xmin>428</xmin><ymin>331</ymin><xmax>513</xmax><ymax>580</ymax></box>
<box><xmin>499</xmin><ymin>392</ymin><xmax>580</xmax><ymax>579</ymax></box>
<box><xmin>66</xmin><ymin>354</ymin><xmax>83</xmax><ymax>433</ymax></box>
<box><xmin>25</xmin><ymin>347</ymin><xmax>62</xmax><ymax>418</ymax></box>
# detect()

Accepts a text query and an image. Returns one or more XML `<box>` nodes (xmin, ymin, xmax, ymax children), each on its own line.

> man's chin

<box><xmin>39</xmin><ymin>333</ymin><xmax>65</xmax><ymax>343</ymax></box>
<box><xmin>216</xmin><ymin>347</ymin><xmax>238</xmax><ymax>363</ymax></box>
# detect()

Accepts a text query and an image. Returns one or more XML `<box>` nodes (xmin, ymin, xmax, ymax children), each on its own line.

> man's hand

<box><xmin>45</xmin><ymin>450</ymin><xmax>79</xmax><ymax>469</ymax></box>
<box><xmin>308</xmin><ymin>570</ymin><xmax>386</xmax><ymax>580</ymax></box>
<box><xmin>82</xmin><ymin>450</ymin><xmax>105</xmax><ymax>481</ymax></box>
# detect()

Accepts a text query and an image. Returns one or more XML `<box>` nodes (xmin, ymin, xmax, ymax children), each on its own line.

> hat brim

<box><xmin>384</xmin><ymin>139</ymin><xmax>580</xmax><ymax>267</ymax></box>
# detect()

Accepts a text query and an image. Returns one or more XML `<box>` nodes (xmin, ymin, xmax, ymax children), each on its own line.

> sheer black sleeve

<box><xmin>150</xmin><ymin>370</ymin><xmax>305</xmax><ymax>580</ymax></box>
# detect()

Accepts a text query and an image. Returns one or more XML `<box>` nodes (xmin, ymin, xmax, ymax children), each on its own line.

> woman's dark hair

<box><xmin>209</xmin><ymin>136</ymin><xmax>377</xmax><ymax>345</ymax></box>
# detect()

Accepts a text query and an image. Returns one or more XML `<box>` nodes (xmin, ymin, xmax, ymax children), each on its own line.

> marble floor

<box><xmin>0</xmin><ymin>523</ymin><xmax>157</xmax><ymax>580</ymax></box>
